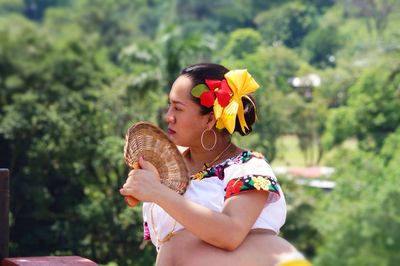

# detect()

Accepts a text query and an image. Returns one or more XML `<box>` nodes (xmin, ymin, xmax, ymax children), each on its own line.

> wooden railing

<box><xmin>0</xmin><ymin>169</ymin><xmax>97</xmax><ymax>265</ymax></box>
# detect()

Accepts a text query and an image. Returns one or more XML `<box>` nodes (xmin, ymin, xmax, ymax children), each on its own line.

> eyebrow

<box><xmin>170</xmin><ymin>99</ymin><xmax>186</xmax><ymax>106</ymax></box>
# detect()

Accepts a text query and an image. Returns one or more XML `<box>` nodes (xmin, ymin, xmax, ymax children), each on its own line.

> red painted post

<box><xmin>0</xmin><ymin>169</ymin><xmax>9</xmax><ymax>261</ymax></box>
<box><xmin>2</xmin><ymin>256</ymin><xmax>98</xmax><ymax>265</ymax></box>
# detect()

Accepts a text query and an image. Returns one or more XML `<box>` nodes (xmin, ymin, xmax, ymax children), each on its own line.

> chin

<box><xmin>168</xmin><ymin>134</ymin><xmax>180</xmax><ymax>145</ymax></box>
<box><xmin>170</xmin><ymin>136</ymin><xmax>189</xmax><ymax>149</ymax></box>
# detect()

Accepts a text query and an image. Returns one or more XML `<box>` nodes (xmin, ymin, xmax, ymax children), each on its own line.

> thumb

<box><xmin>139</xmin><ymin>156</ymin><xmax>159</xmax><ymax>177</ymax></box>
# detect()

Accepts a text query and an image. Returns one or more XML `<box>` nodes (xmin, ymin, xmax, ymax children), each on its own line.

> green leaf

<box><xmin>191</xmin><ymin>84</ymin><xmax>209</xmax><ymax>97</ymax></box>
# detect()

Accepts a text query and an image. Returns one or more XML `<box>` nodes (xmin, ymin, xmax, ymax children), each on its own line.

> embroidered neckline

<box><xmin>191</xmin><ymin>150</ymin><xmax>265</xmax><ymax>181</ymax></box>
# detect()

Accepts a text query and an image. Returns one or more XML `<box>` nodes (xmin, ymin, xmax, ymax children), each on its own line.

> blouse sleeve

<box><xmin>223</xmin><ymin>156</ymin><xmax>281</xmax><ymax>202</ymax></box>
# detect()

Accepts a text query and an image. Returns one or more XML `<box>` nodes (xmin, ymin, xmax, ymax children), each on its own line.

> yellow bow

<box><xmin>213</xmin><ymin>69</ymin><xmax>259</xmax><ymax>134</ymax></box>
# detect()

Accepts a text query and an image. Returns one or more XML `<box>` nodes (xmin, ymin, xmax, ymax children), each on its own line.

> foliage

<box><xmin>342</xmin><ymin>0</ymin><xmax>399</xmax><ymax>33</ymax></box>
<box><xmin>323</xmin><ymin>62</ymin><xmax>400</xmax><ymax>151</ymax></box>
<box><xmin>279</xmin><ymin>177</ymin><xmax>323</xmax><ymax>258</ymax></box>
<box><xmin>0</xmin><ymin>0</ymin><xmax>24</xmax><ymax>15</ymax></box>
<box><xmin>380</xmin><ymin>127</ymin><xmax>400</xmax><ymax>164</ymax></box>
<box><xmin>322</xmin><ymin>107</ymin><xmax>357</xmax><ymax>150</ymax></box>
<box><xmin>0</xmin><ymin>14</ymin><xmax>159</xmax><ymax>265</ymax></box>
<box><xmin>222</xmin><ymin>28</ymin><xmax>262</xmax><ymax>59</ymax></box>
<box><xmin>176</xmin><ymin>0</ymin><xmax>254</xmax><ymax>33</ymax></box>
<box><xmin>289</xmin><ymin>99</ymin><xmax>327</xmax><ymax>165</ymax></box>
<box><xmin>223</xmin><ymin>45</ymin><xmax>304</xmax><ymax>93</ymax></box>
<box><xmin>312</xmin><ymin>150</ymin><xmax>400</xmax><ymax>266</ymax></box>
<box><xmin>316</xmin><ymin>63</ymin><xmax>358</xmax><ymax>108</ymax></box>
<box><xmin>255</xmin><ymin>2</ymin><xmax>319</xmax><ymax>48</ymax></box>
<box><xmin>302</xmin><ymin>25</ymin><xmax>343</xmax><ymax>68</ymax></box>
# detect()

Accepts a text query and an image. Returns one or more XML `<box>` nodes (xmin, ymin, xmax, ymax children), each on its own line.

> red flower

<box><xmin>216</xmin><ymin>80</ymin><xmax>232</xmax><ymax>107</ymax></box>
<box><xmin>200</xmin><ymin>90</ymin><xmax>215</xmax><ymax>108</ymax></box>
<box><xmin>225</xmin><ymin>179</ymin><xmax>244</xmax><ymax>198</ymax></box>
<box><xmin>199</xmin><ymin>79</ymin><xmax>233</xmax><ymax>108</ymax></box>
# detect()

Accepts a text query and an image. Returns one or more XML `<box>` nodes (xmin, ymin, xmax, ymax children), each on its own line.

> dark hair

<box><xmin>181</xmin><ymin>63</ymin><xmax>257</xmax><ymax>136</ymax></box>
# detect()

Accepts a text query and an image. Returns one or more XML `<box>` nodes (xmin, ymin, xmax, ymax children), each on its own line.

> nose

<box><xmin>164</xmin><ymin>107</ymin><xmax>175</xmax><ymax>124</ymax></box>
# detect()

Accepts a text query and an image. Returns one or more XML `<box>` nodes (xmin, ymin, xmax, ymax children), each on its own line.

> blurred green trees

<box><xmin>1</xmin><ymin>0</ymin><xmax>399</xmax><ymax>265</ymax></box>
<box><xmin>312</xmin><ymin>147</ymin><xmax>400</xmax><ymax>266</ymax></box>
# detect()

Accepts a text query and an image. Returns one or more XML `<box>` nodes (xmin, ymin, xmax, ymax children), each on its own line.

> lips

<box><xmin>167</xmin><ymin>128</ymin><xmax>176</xmax><ymax>135</ymax></box>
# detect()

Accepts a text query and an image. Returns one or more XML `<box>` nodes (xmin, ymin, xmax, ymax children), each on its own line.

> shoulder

<box><xmin>223</xmin><ymin>150</ymin><xmax>281</xmax><ymax>202</ymax></box>
<box><xmin>224</xmin><ymin>150</ymin><xmax>275</xmax><ymax>178</ymax></box>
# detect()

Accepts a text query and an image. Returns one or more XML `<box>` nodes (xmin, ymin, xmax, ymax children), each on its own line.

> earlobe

<box><xmin>206</xmin><ymin>112</ymin><xmax>217</xmax><ymax>129</ymax></box>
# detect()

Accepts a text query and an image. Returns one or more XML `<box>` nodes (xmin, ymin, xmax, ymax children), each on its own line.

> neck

<box><xmin>187</xmin><ymin>135</ymin><xmax>233</xmax><ymax>170</ymax></box>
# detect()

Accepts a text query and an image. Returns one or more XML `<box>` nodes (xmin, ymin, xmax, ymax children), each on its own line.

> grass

<box><xmin>271</xmin><ymin>135</ymin><xmax>357</xmax><ymax>167</ymax></box>
<box><xmin>273</xmin><ymin>135</ymin><xmax>306</xmax><ymax>166</ymax></box>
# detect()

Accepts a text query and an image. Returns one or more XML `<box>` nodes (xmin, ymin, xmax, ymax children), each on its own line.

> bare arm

<box><xmin>154</xmin><ymin>185</ymin><xmax>268</xmax><ymax>250</ymax></box>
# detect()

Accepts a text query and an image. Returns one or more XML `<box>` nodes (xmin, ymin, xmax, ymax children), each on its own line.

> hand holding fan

<box><xmin>123</xmin><ymin>122</ymin><xmax>189</xmax><ymax>207</ymax></box>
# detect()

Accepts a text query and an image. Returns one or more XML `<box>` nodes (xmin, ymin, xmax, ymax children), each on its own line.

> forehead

<box><xmin>169</xmin><ymin>75</ymin><xmax>193</xmax><ymax>102</ymax></box>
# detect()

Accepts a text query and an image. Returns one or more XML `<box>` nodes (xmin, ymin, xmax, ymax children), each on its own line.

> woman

<box><xmin>120</xmin><ymin>63</ymin><xmax>311</xmax><ymax>266</ymax></box>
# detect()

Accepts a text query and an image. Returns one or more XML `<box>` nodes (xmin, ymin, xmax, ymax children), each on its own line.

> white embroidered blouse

<box><xmin>142</xmin><ymin>150</ymin><xmax>287</xmax><ymax>249</ymax></box>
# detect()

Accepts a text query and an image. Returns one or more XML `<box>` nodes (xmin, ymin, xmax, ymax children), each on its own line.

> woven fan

<box><xmin>123</xmin><ymin>121</ymin><xmax>189</xmax><ymax>207</ymax></box>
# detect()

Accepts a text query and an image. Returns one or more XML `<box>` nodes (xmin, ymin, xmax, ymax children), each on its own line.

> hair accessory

<box><xmin>191</xmin><ymin>79</ymin><xmax>233</xmax><ymax>108</ymax></box>
<box><xmin>191</xmin><ymin>69</ymin><xmax>259</xmax><ymax>134</ymax></box>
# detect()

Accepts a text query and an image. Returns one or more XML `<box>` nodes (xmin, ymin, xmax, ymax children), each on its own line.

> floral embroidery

<box><xmin>212</xmin><ymin>164</ymin><xmax>225</xmax><ymax>180</ymax></box>
<box><xmin>225</xmin><ymin>179</ymin><xmax>244</xmax><ymax>198</ymax></box>
<box><xmin>190</xmin><ymin>150</ymin><xmax>263</xmax><ymax>181</ymax></box>
<box><xmin>191</xmin><ymin>164</ymin><xmax>225</xmax><ymax>180</ymax></box>
<box><xmin>251</xmin><ymin>151</ymin><xmax>264</xmax><ymax>159</ymax></box>
<box><xmin>225</xmin><ymin>175</ymin><xmax>279</xmax><ymax>199</ymax></box>
<box><xmin>192</xmin><ymin>171</ymin><xmax>208</xmax><ymax>180</ymax></box>
<box><xmin>143</xmin><ymin>221</ymin><xmax>151</xmax><ymax>240</ymax></box>
<box><xmin>252</xmin><ymin>176</ymin><xmax>271</xmax><ymax>190</ymax></box>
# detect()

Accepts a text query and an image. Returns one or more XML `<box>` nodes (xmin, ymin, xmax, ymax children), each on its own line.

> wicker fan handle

<box><xmin>124</xmin><ymin>162</ymin><xmax>140</xmax><ymax>207</ymax></box>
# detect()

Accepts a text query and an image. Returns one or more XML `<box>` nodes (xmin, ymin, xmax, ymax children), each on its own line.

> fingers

<box><xmin>120</xmin><ymin>157</ymin><xmax>161</xmax><ymax>203</ymax></box>
<box><xmin>126</xmin><ymin>168</ymin><xmax>148</xmax><ymax>182</ymax></box>
<box><xmin>138</xmin><ymin>157</ymin><xmax>159</xmax><ymax>178</ymax></box>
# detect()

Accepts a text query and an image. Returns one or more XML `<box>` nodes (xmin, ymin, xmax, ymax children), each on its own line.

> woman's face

<box><xmin>165</xmin><ymin>75</ymin><xmax>212</xmax><ymax>147</ymax></box>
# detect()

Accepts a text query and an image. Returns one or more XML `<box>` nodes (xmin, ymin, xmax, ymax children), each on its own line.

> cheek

<box><xmin>179</xmin><ymin>109</ymin><xmax>204</xmax><ymax>124</ymax></box>
<box><xmin>177</xmin><ymin>112</ymin><xmax>206</xmax><ymax>135</ymax></box>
